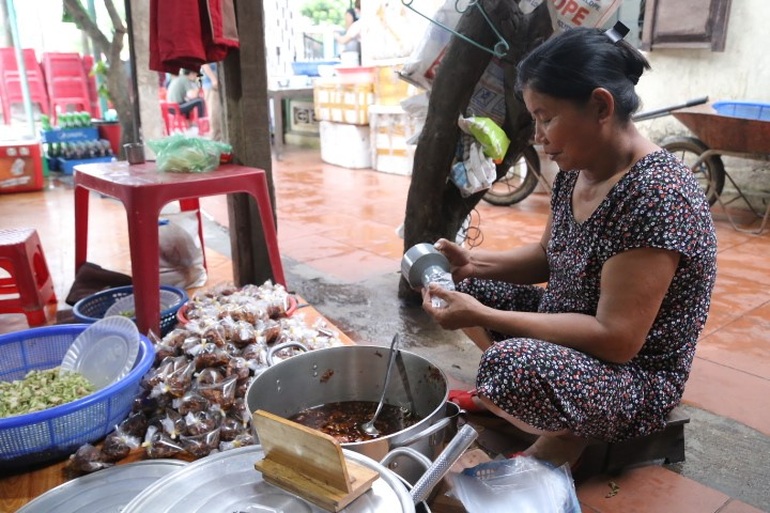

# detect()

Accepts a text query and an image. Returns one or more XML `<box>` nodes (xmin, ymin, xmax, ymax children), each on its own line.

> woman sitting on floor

<box><xmin>421</xmin><ymin>24</ymin><xmax>717</xmax><ymax>469</ymax></box>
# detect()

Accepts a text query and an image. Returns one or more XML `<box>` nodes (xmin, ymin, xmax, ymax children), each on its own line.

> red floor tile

<box><xmin>718</xmin><ymin>499</ymin><xmax>768</xmax><ymax>513</ymax></box>
<box><xmin>702</xmin><ymin>273</ymin><xmax>770</xmax><ymax>337</ymax></box>
<box><xmin>683</xmin><ymin>356</ymin><xmax>770</xmax><ymax>436</ymax></box>
<box><xmin>577</xmin><ymin>465</ymin><xmax>730</xmax><ymax>513</ymax></box>
<box><xmin>696</xmin><ymin>301</ymin><xmax>770</xmax><ymax>379</ymax></box>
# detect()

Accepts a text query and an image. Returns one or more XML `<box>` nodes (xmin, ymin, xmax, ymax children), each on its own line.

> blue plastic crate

<box><xmin>712</xmin><ymin>101</ymin><xmax>770</xmax><ymax>121</ymax></box>
<box><xmin>291</xmin><ymin>60</ymin><xmax>341</xmax><ymax>77</ymax></box>
<box><xmin>39</xmin><ymin>127</ymin><xmax>100</xmax><ymax>144</ymax></box>
<box><xmin>0</xmin><ymin>325</ymin><xmax>154</xmax><ymax>469</ymax></box>
<box><xmin>73</xmin><ymin>285</ymin><xmax>187</xmax><ymax>337</ymax></box>
<box><xmin>45</xmin><ymin>156</ymin><xmax>59</xmax><ymax>172</ymax></box>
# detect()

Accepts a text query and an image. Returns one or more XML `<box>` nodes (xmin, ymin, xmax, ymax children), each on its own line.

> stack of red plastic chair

<box><xmin>0</xmin><ymin>48</ymin><xmax>50</xmax><ymax>125</ymax></box>
<box><xmin>41</xmin><ymin>52</ymin><xmax>92</xmax><ymax>123</ymax></box>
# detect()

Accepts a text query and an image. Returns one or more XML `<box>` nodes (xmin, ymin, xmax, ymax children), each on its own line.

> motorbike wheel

<box><xmin>661</xmin><ymin>135</ymin><xmax>725</xmax><ymax>206</ymax></box>
<box><xmin>482</xmin><ymin>145</ymin><xmax>541</xmax><ymax>206</ymax></box>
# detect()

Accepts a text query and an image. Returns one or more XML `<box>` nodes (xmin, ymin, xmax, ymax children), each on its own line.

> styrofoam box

<box><xmin>368</xmin><ymin>104</ymin><xmax>423</xmax><ymax>175</ymax></box>
<box><xmin>319</xmin><ymin>121</ymin><xmax>372</xmax><ymax>169</ymax></box>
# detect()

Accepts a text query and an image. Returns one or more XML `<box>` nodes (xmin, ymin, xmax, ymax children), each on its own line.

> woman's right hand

<box><xmin>434</xmin><ymin>238</ymin><xmax>474</xmax><ymax>282</ymax></box>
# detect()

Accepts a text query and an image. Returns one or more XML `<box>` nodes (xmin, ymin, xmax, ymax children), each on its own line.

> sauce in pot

<box><xmin>288</xmin><ymin>401</ymin><xmax>422</xmax><ymax>442</ymax></box>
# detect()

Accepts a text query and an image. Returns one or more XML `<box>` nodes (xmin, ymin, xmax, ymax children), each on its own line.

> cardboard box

<box><xmin>0</xmin><ymin>142</ymin><xmax>43</xmax><ymax>194</ymax></box>
<box><xmin>314</xmin><ymin>78</ymin><xmax>374</xmax><ymax>125</ymax></box>
<box><xmin>369</xmin><ymin>104</ymin><xmax>423</xmax><ymax>175</ymax></box>
<box><xmin>319</xmin><ymin>121</ymin><xmax>371</xmax><ymax>169</ymax></box>
<box><xmin>373</xmin><ymin>65</ymin><xmax>418</xmax><ymax>106</ymax></box>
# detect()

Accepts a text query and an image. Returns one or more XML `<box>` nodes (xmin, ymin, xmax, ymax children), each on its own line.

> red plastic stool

<box><xmin>0</xmin><ymin>228</ymin><xmax>57</xmax><ymax>326</ymax></box>
<box><xmin>74</xmin><ymin>161</ymin><xmax>286</xmax><ymax>336</ymax></box>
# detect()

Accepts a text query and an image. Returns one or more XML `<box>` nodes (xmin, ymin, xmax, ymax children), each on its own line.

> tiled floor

<box><xmin>1</xmin><ymin>146</ymin><xmax>769</xmax><ymax>512</ymax></box>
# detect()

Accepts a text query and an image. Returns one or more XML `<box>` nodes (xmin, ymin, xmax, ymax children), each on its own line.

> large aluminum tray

<box><xmin>17</xmin><ymin>459</ymin><xmax>187</xmax><ymax>513</ymax></box>
<box><xmin>122</xmin><ymin>445</ymin><xmax>414</xmax><ymax>513</ymax></box>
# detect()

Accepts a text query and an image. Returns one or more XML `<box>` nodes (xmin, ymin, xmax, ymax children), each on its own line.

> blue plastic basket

<box><xmin>72</xmin><ymin>285</ymin><xmax>187</xmax><ymax>337</ymax></box>
<box><xmin>712</xmin><ymin>100</ymin><xmax>770</xmax><ymax>122</ymax></box>
<box><xmin>291</xmin><ymin>60</ymin><xmax>341</xmax><ymax>77</ymax></box>
<box><xmin>0</xmin><ymin>325</ymin><xmax>154</xmax><ymax>469</ymax></box>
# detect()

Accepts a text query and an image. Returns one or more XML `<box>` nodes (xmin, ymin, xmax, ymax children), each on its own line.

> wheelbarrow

<box><xmin>660</xmin><ymin>100</ymin><xmax>770</xmax><ymax>234</ymax></box>
<box><xmin>482</xmin><ymin>97</ymin><xmax>712</xmax><ymax>208</ymax></box>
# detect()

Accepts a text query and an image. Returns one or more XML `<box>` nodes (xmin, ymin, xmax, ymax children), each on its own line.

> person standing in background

<box><xmin>335</xmin><ymin>7</ymin><xmax>362</xmax><ymax>65</ymax></box>
<box><xmin>201</xmin><ymin>63</ymin><xmax>223</xmax><ymax>141</ymax></box>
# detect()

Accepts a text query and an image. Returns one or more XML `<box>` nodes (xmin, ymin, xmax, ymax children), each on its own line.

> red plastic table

<box><xmin>74</xmin><ymin>161</ymin><xmax>286</xmax><ymax>336</ymax></box>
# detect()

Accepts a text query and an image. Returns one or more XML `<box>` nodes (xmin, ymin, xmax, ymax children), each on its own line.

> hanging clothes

<box><xmin>150</xmin><ymin>0</ymin><xmax>240</xmax><ymax>74</ymax></box>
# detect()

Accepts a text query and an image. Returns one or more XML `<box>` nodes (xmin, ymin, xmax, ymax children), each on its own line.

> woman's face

<box><xmin>345</xmin><ymin>12</ymin><xmax>355</xmax><ymax>26</ymax></box>
<box><xmin>522</xmin><ymin>86</ymin><xmax>601</xmax><ymax>171</ymax></box>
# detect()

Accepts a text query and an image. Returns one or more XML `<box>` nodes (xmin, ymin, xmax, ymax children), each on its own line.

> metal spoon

<box><xmin>361</xmin><ymin>333</ymin><xmax>400</xmax><ymax>437</ymax></box>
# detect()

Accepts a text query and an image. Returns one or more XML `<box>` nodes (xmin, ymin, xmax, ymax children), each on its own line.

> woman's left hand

<box><xmin>422</xmin><ymin>284</ymin><xmax>485</xmax><ymax>330</ymax></box>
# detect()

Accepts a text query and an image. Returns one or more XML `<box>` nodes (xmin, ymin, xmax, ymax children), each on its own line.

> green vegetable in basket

<box><xmin>146</xmin><ymin>135</ymin><xmax>232</xmax><ymax>173</ymax></box>
<box><xmin>0</xmin><ymin>368</ymin><xmax>95</xmax><ymax>418</ymax></box>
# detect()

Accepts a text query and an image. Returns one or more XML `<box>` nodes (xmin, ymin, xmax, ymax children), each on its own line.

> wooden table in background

<box><xmin>266</xmin><ymin>86</ymin><xmax>314</xmax><ymax>160</ymax></box>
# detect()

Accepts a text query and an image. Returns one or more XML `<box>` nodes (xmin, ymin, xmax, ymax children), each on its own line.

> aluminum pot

<box><xmin>246</xmin><ymin>345</ymin><xmax>450</xmax><ymax>484</ymax></box>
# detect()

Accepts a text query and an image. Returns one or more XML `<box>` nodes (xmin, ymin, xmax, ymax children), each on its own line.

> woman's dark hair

<box><xmin>346</xmin><ymin>8</ymin><xmax>358</xmax><ymax>22</ymax></box>
<box><xmin>515</xmin><ymin>27</ymin><xmax>651</xmax><ymax>121</ymax></box>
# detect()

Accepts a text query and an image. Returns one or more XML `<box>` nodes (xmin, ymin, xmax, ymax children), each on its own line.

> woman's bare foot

<box><xmin>523</xmin><ymin>433</ymin><xmax>588</xmax><ymax>469</ymax></box>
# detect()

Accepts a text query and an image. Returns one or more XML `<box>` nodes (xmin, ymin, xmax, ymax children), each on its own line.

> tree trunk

<box><xmin>62</xmin><ymin>0</ymin><xmax>134</xmax><ymax>154</ymax></box>
<box><xmin>222</xmin><ymin>0</ymin><xmax>277</xmax><ymax>287</ymax></box>
<box><xmin>399</xmin><ymin>1</ymin><xmax>552</xmax><ymax>301</ymax></box>
<box><xmin>0</xmin><ymin>0</ymin><xmax>12</xmax><ymax>48</ymax></box>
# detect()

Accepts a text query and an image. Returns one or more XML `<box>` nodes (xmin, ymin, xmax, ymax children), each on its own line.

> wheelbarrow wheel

<box><xmin>482</xmin><ymin>145</ymin><xmax>541</xmax><ymax>206</ymax></box>
<box><xmin>661</xmin><ymin>135</ymin><xmax>725</xmax><ymax>206</ymax></box>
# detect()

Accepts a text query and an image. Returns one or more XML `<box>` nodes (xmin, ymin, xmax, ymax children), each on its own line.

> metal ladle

<box><xmin>360</xmin><ymin>333</ymin><xmax>400</xmax><ymax>437</ymax></box>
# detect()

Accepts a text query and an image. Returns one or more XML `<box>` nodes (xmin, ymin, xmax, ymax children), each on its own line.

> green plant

<box><xmin>89</xmin><ymin>60</ymin><xmax>110</xmax><ymax>99</ymax></box>
<box><xmin>300</xmin><ymin>0</ymin><xmax>349</xmax><ymax>26</ymax></box>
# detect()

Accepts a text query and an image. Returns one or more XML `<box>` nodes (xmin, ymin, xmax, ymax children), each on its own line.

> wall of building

<box><xmin>263</xmin><ymin>0</ymin><xmax>300</xmax><ymax>80</ymax></box>
<box><xmin>636</xmin><ymin>0</ymin><xmax>768</xmax><ymax>131</ymax></box>
<box><xmin>634</xmin><ymin>0</ymin><xmax>769</xmax><ymax>201</ymax></box>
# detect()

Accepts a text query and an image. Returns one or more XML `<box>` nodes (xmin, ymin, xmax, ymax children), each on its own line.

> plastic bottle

<box><xmin>40</xmin><ymin>114</ymin><xmax>52</xmax><ymax>131</ymax></box>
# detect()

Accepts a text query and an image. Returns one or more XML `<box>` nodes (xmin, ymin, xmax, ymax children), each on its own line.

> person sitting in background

<box><xmin>166</xmin><ymin>68</ymin><xmax>205</xmax><ymax>120</ymax></box>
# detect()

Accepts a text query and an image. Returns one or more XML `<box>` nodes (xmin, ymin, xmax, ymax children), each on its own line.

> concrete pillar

<box><xmin>130</xmin><ymin>0</ymin><xmax>164</xmax><ymax>155</ymax></box>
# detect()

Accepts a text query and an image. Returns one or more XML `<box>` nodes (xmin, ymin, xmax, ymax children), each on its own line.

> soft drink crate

<box><xmin>314</xmin><ymin>79</ymin><xmax>374</xmax><ymax>125</ymax></box>
<box><xmin>319</xmin><ymin>121</ymin><xmax>372</xmax><ymax>169</ymax></box>
<box><xmin>39</xmin><ymin>127</ymin><xmax>99</xmax><ymax>144</ymax></box>
<box><xmin>369</xmin><ymin>104</ymin><xmax>423</xmax><ymax>176</ymax></box>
